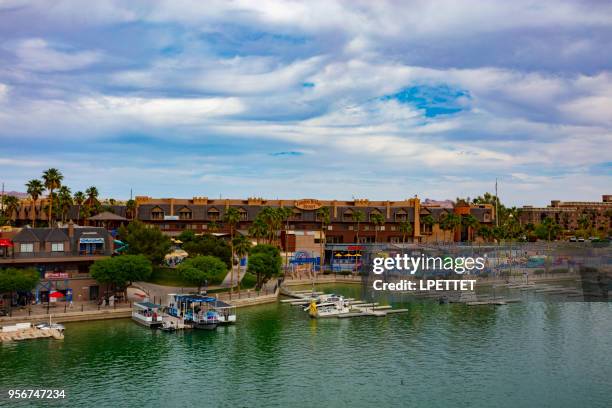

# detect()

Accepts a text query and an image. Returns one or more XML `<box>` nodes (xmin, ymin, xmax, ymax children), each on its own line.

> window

<box><xmin>390</xmin><ymin>225</ymin><xmax>397</xmax><ymax>231</ymax></box>
<box><xmin>179</xmin><ymin>207</ymin><xmax>192</xmax><ymax>220</ymax></box>
<box><xmin>151</xmin><ymin>207</ymin><xmax>164</xmax><ymax>220</ymax></box>
<box><xmin>208</xmin><ymin>208</ymin><xmax>220</xmax><ymax>221</ymax></box>
<box><xmin>343</xmin><ymin>210</ymin><xmax>353</xmax><ymax>222</ymax></box>
<box><xmin>51</xmin><ymin>242</ymin><xmax>64</xmax><ymax>252</ymax></box>
<box><xmin>239</xmin><ymin>208</ymin><xmax>248</xmax><ymax>221</ymax></box>
<box><xmin>20</xmin><ymin>243</ymin><xmax>34</xmax><ymax>253</ymax></box>
<box><xmin>395</xmin><ymin>210</ymin><xmax>408</xmax><ymax>222</ymax></box>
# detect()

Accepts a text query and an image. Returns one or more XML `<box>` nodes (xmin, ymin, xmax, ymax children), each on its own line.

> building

<box><xmin>130</xmin><ymin>195</ymin><xmax>494</xmax><ymax>246</ymax></box>
<box><xmin>519</xmin><ymin>195</ymin><xmax>612</xmax><ymax>234</ymax></box>
<box><xmin>0</xmin><ymin>222</ymin><xmax>113</xmax><ymax>302</ymax></box>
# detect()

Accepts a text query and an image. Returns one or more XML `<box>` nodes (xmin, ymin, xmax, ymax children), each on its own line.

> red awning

<box><xmin>49</xmin><ymin>291</ymin><xmax>64</xmax><ymax>298</ymax></box>
<box><xmin>0</xmin><ymin>239</ymin><xmax>13</xmax><ymax>247</ymax></box>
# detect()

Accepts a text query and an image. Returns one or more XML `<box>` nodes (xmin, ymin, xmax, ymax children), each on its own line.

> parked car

<box><xmin>569</xmin><ymin>236</ymin><xmax>577</xmax><ymax>242</ymax></box>
<box><xmin>577</xmin><ymin>237</ymin><xmax>585</xmax><ymax>242</ymax></box>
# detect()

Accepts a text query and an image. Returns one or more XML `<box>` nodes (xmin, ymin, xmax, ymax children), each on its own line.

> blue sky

<box><xmin>0</xmin><ymin>0</ymin><xmax>611</xmax><ymax>206</ymax></box>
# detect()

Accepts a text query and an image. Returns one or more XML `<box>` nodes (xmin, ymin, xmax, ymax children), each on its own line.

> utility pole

<box><xmin>495</xmin><ymin>178</ymin><xmax>499</xmax><ymax>227</ymax></box>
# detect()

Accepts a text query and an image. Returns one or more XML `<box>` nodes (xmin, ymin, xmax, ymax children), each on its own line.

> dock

<box><xmin>1</xmin><ymin>323</ymin><xmax>64</xmax><ymax>342</ymax></box>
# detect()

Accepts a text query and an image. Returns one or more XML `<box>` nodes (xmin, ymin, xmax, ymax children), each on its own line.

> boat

<box><xmin>306</xmin><ymin>296</ymin><xmax>351</xmax><ymax>318</ymax></box>
<box><xmin>132</xmin><ymin>301</ymin><xmax>163</xmax><ymax>328</ymax></box>
<box><xmin>159</xmin><ymin>321</ymin><xmax>177</xmax><ymax>332</ymax></box>
<box><xmin>167</xmin><ymin>294</ymin><xmax>236</xmax><ymax>329</ymax></box>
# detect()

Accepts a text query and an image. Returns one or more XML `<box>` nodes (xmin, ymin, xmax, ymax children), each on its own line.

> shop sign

<box><xmin>79</xmin><ymin>238</ymin><xmax>105</xmax><ymax>244</ymax></box>
<box><xmin>45</xmin><ymin>272</ymin><xmax>69</xmax><ymax>279</ymax></box>
<box><xmin>295</xmin><ymin>199</ymin><xmax>322</xmax><ymax>211</ymax></box>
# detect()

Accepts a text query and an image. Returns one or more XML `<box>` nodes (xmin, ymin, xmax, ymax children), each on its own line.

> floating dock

<box><xmin>0</xmin><ymin>323</ymin><xmax>64</xmax><ymax>342</ymax></box>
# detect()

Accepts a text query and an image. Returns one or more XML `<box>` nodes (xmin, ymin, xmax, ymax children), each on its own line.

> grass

<box><xmin>148</xmin><ymin>267</ymin><xmax>192</xmax><ymax>287</ymax></box>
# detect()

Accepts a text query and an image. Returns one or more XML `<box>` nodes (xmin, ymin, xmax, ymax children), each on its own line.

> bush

<box><xmin>241</xmin><ymin>273</ymin><xmax>257</xmax><ymax>289</ymax></box>
<box><xmin>551</xmin><ymin>268</ymin><xmax>568</xmax><ymax>274</ymax></box>
<box><xmin>534</xmin><ymin>269</ymin><xmax>545</xmax><ymax>275</ymax></box>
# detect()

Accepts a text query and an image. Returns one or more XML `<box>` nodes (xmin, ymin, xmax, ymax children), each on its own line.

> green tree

<box><xmin>182</xmin><ymin>235</ymin><xmax>231</xmax><ymax>267</ymax></box>
<box><xmin>1</xmin><ymin>195</ymin><xmax>19</xmax><ymax>225</ymax></box>
<box><xmin>118</xmin><ymin>220</ymin><xmax>171</xmax><ymax>265</ymax></box>
<box><xmin>73</xmin><ymin>191</ymin><xmax>85</xmax><ymax>224</ymax></box>
<box><xmin>26</xmin><ymin>179</ymin><xmax>44</xmax><ymax>227</ymax></box>
<box><xmin>316</xmin><ymin>206</ymin><xmax>331</xmax><ymax>272</ymax></box>
<box><xmin>440</xmin><ymin>213</ymin><xmax>461</xmax><ymax>242</ymax></box>
<box><xmin>353</xmin><ymin>209</ymin><xmax>365</xmax><ymax>243</ymax></box>
<box><xmin>248</xmin><ymin>217</ymin><xmax>268</xmax><ymax>244</ymax></box>
<box><xmin>233</xmin><ymin>234</ymin><xmax>252</xmax><ymax>294</ymax></box>
<box><xmin>247</xmin><ymin>245</ymin><xmax>282</xmax><ymax>289</ymax></box>
<box><xmin>370</xmin><ymin>213</ymin><xmax>385</xmax><ymax>243</ymax></box>
<box><xmin>462</xmin><ymin>214</ymin><xmax>480</xmax><ymax>242</ymax></box>
<box><xmin>91</xmin><ymin>255</ymin><xmax>152</xmax><ymax>297</ymax></box>
<box><xmin>126</xmin><ymin>199</ymin><xmax>137</xmax><ymax>220</ymax></box>
<box><xmin>178</xmin><ymin>255</ymin><xmax>227</xmax><ymax>292</ymax></box>
<box><xmin>223</xmin><ymin>207</ymin><xmax>241</xmax><ymax>296</ymax></box>
<box><xmin>398</xmin><ymin>220</ymin><xmax>413</xmax><ymax>244</ymax></box>
<box><xmin>535</xmin><ymin>217</ymin><xmax>561</xmax><ymax>241</ymax></box>
<box><xmin>42</xmin><ymin>168</ymin><xmax>63</xmax><ymax>226</ymax></box>
<box><xmin>0</xmin><ymin>268</ymin><xmax>40</xmax><ymax>313</ymax></box>
<box><xmin>57</xmin><ymin>186</ymin><xmax>72</xmax><ymax>223</ymax></box>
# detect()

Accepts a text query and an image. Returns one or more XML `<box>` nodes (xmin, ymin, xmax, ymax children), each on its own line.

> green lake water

<box><xmin>1</xmin><ymin>284</ymin><xmax>611</xmax><ymax>407</ymax></box>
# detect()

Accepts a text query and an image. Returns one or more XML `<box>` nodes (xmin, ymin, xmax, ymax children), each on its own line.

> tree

<box><xmin>316</xmin><ymin>206</ymin><xmax>331</xmax><ymax>273</ymax></box>
<box><xmin>398</xmin><ymin>220</ymin><xmax>413</xmax><ymax>244</ymax></box>
<box><xmin>477</xmin><ymin>225</ymin><xmax>493</xmax><ymax>242</ymax></box>
<box><xmin>178</xmin><ymin>255</ymin><xmax>227</xmax><ymax>292</ymax></box>
<box><xmin>462</xmin><ymin>214</ymin><xmax>480</xmax><ymax>242</ymax></box>
<box><xmin>85</xmin><ymin>186</ymin><xmax>100</xmax><ymax>221</ymax></box>
<box><xmin>118</xmin><ymin>220</ymin><xmax>171</xmax><ymax>265</ymax></box>
<box><xmin>223</xmin><ymin>207</ymin><xmax>241</xmax><ymax>296</ymax></box>
<box><xmin>1</xmin><ymin>195</ymin><xmax>19</xmax><ymax>225</ymax></box>
<box><xmin>370</xmin><ymin>213</ymin><xmax>385</xmax><ymax>243</ymax></box>
<box><xmin>233</xmin><ymin>234</ymin><xmax>252</xmax><ymax>294</ymax></box>
<box><xmin>42</xmin><ymin>168</ymin><xmax>63</xmax><ymax>226</ymax></box>
<box><xmin>422</xmin><ymin>214</ymin><xmax>435</xmax><ymax>238</ymax></box>
<box><xmin>0</xmin><ymin>268</ymin><xmax>39</xmax><ymax>312</ymax></box>
<box><xmin>73</xmin><ymin>191</ymin><xmax>85</xmax><ymax>224</ymax></box>
<box><xmin>353</xmin><ymin>209</ymin><xmax>365</xmax><ymax>243</ymax></box>
<box><xmin>126</xmin><ymin>199</ymin><xmax>137</xmax><ymax>220</ymax></box>
<box><xmin>248</xmin><ymin>217</ymin><xmax>268</xmax><ymax>244</ymax></box>
<box><xmin>182</xmin><ymin>235</ymin><xmax>231</xmax><ymax>267</ymax></box>
<box><xmin>90</xmin><ymin>255</ymin><xmax>152</xmax><ymax>297</ymax></box>
<box><xmin>247</xmin><ymin>245</ymin><xmax>282</xmax><ymax>289</ymax></box>
<box><xmin>440</xmin><ymin>213</ymin><xmax>461</xmax><ymax>242</ymax></box>
<box><xmin>57</xmin><ymin>186</ymin><xmax>72</xmax><ymax>223</ymax></box>
<box><xmin>26</xmin><ymin>179</ymin><xmax>44</xmax><ymax>227</ymax></box>
<box><xmin>535</xmin><ymin>217</ymin><xmax>561</xmax><ymax>241</ymax></box>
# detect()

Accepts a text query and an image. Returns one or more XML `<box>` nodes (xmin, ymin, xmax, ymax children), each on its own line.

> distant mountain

<box><xmin>422</xmin><ymin>198</ymin><xmax>454</xmax><ymax>208</ymax></box>
<box><xmin>0</xmin><ymin>191</ymin><xmax>28</xmax><ymax>199</ymax></box>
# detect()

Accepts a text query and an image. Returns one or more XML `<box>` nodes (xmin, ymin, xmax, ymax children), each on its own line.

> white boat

<box><xmin>132</xmin><ymin>301</ymin><xmax>163</xmax><ymax>328</ymax></box>
<box><xmin>306</xmin><ymin>296</ymin><xmax>351</xmax><ymax>318</ymax></box>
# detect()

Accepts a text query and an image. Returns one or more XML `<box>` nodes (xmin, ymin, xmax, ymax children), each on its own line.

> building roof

<box><xmin>45</xmin><ymin>228</ymin><xmax>69</xmax><ymax>242</ymax></box>
<box><xmin>88</xmin><ymin>211</ymin><xmax>128</xmax><ymax>221</ymax></box>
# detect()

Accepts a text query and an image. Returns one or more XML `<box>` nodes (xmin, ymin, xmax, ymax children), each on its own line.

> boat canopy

<box><xmin>134</xmin><ymin>301</ymin><xmax>161</xmax><ymax>309</ymax></box>
<box><xmin>172</xmin><ymin>294</ymin><xmax>233</xmax><ymax>308</ymax></box>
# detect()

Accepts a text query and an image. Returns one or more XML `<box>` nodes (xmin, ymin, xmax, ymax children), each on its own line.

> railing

<box><xmin>5</xmin><ymin>250</ymin><xmax>109</xmax><ymax>259</ymax></box>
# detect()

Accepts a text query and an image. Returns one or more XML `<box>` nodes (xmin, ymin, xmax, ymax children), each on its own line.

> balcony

<box><xmin>0</xmin><ymin>250</ymin><xmax>109</xmax><ymax>264</ymax></box>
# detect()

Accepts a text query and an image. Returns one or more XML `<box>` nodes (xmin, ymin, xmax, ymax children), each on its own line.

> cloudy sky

<box><xmin>1</xmin><ymin>0</ymin><xmax>611</xmax><ymax>205</ymax></box>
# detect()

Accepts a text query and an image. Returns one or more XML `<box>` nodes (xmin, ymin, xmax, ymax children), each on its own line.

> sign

<box><xmin>45</xmin><ymin>272</ymin><xmax>69</xmax><ymax>279</ymax></box>
<box><xmin>295</xmin><ymin>199</ymin><xmax>322</xmax><ymax>211</ymax></box>
<box><xmin>164</xmin><ymin>215</ymin><xmax>179</xmax><ymax>220</ymax></box>
<box><xmin>79</xmin><ymin>237</ymin><xmax>105</xmax><ymax>244</ymax></box>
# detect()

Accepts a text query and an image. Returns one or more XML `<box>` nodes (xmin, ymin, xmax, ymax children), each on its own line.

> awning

<box><xmin>0</xmin><ymin>239</ymin><xmax>13</xmax><ymax>247</ymax></box>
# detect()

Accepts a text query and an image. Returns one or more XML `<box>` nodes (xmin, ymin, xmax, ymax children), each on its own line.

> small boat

<box><xmin>306</xmin><ymin>296</ymin><xmax>351</xmax><ymax>318</ymax></box>
<box><xmin>193</xmin><ymin>310</ymin><xmax>219</xmax><ymax>330</ymax></box>
<box><xmin>159</xmin><ymin>322</ymin><xmax>176</xmax><ymax>332</ymax></box>
<box><xmin>132</xmin><ymin>301</ymin><xmax>163</xmax><ymax>328</ymax></box>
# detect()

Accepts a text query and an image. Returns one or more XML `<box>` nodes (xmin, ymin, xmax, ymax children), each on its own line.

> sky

<box><xmin>0</xmin><ymin>0</ymin><xmax>611</xmax><ymax>206</ymax></box>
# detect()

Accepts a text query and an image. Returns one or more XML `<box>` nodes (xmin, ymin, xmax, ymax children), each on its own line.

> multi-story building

<box><xmin>130</xmin><ymin>195</ymin><xmax>494</xmax><ymax>247</ymax></box>
<box><xmin>519</xmin><ymin>195</ymin><xmax>612</xmax><ymax>234</ymax></box>
<box><xmin>0</xmin><ymin>222</ymin><xmax>113</xmax><ymax>302</ymax></box>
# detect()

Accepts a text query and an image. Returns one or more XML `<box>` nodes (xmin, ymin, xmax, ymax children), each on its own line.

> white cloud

<box><xmin>14</xmin><ymin>38</ymin><xmax>102</xmax><ymax>72</ymax></box>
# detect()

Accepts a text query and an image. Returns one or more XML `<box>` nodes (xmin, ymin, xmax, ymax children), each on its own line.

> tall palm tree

<box><xmin>421</xmin><ymin>214</ymin><xmax>435</xmax><ymax>241</ymax></box>
<box><xmin>73</xmin><ymin>191</ymin><xmax>85</xmax><ymax>224</ymax></box>
<box><xmin>440</xmin><ymin>213</ymin><xmax>461</xmax><ymax>242</ymax></box>
<box><xmin>370</xmin><ymin>213</ymin><xmax>385</xmax><ymax>243</ymax></box>
<box><xmin>223</xmin><ymin>207</ymin><xmax>241</xmax><ymax>296</ymax></box>
<box><xmin>42</xmin><ymin>168</ymin><xmax>63</xmax><ymax>226</ymax></box>
<box><xmin>26</xmin><ymin>179</ymin><xmax>44</xmax><ymax>227</ymax></box>
<box><xmin>316</xmin><ymin>207</ymin><xmax>331</xmax><ymax>273</ymax></box>
<box><xmin>353</xmin><ymin>209</ymin><xmax>365</xmax><ymax>243</ymax></box>
<box><xmin>233</xmin><ymin>234</ymin><xmax>252</xmax><ymax>295</ymax></box>
<box><xmin>2</xmin><ymin>195</ymin><xmax>19</xmax><ymax>225</ymax></box>
<box><xmin>248</xmin><ymin>218</ymin><xmax>267</xmax><ymax>244</ymax></box>
<box><xmin>461</xmin><ymin>214</ymin><xmax>480</xmax><ymax>242</ymax></box>
<box><xmin>57</xmin><ymin>186</ymin><xmax>72</xmax><ymax>223</ymax></box>
<box><xmin>126</xmin><ymin>199</ymin><xmax>137</xmax><ymax>221</ymax></box>
<box><xmin>276</xmin><ymin>207</ymin><xmax>293</xmax><ymax>272</ymax></box>
<box><xmin>85</xmin><ymin>186</ymin><xmax>100</xmax><ymax>223</ymax></box>
<box><xmin>398</xmin><ymin>220</ymin><xmax>413</xmax><ymax>244</ymax></box>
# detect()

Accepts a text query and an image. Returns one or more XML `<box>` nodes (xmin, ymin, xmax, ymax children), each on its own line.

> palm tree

<box><xmin>477</xmin><ymin>225</ymin><xmax>493</xmax><ymax>242</ymax></box>
<box><xmin>126</xmin><ymin>199</ymin><xmax>137</xmax><ymax>220</ymax></box>
<box><xmin>398</xmin><ymin>220</ymin><xmax>413</xmax><ymax>244</ymax></box>
<box><xmin>421</xmin><ymin>214</ymin><xmax>435</xmax><ymax>241</ymax></box>
<box><xmin>370</xmin><ymin>213</ymin><xmax>385</xmax><ymax>243</ymax></box>
<box><xmin>353</xmin><ymin>209</ymin><xmax>365</xmax><ymax>243</ymax></box>
<box><xmin>85</xmin><ymin>186</ymin><xmax>100</xmax><ymax>223</ymax></box>
<box><xmin>42</xmin><ymin>168</ymin><xmax>63</xmax><ymax>226</ymax></box>
<box><xmin>462</xmin><ymin>214</ymin><xmax>480</xmax><ymax>242</ymax></box>
<box><xmin>233</xmin><ymin>234</ymin><xmax>252</xmax><ymax>295</ymax></box>
<box><xmin>440</xmin><ymin>213</ymin><xmax>461</xmax><ymax>242</ymax></box>
<box><xmin>316</xmin><ymin>206</ymin><xmax>331</xmax><ymax>273</ymax></box>
<box><xmin>2</xmin><ymin>195</ymin><xmax>19</xmax><ymax>225</ymax></box>
<box><xmin>73</xmin><ymin>191</ymin><xmax>85</xmax><ymax>224</ymax></box>
<box><xmin>276</xmin><ymin>207</ymin><xmax>293</xmax><ymax>272</ymax></box>
<box><xmin>57</xmin><ymin>186</ymin><xmax>72</xmax><ymax>223</ymax></box>
<box><xmin>223</xmin><ymin>207</ymin><xmax>241</xmax><ymax>296</ymax></box>
<box><xmin>248</xmin><ymin>218</ymin><xmax>267</xmax><ymax>244</ymax></box>
<box><xmin>26</xmin><ymin>179</ymin><xmax>44</xmax><ymax>227</ymax></box>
